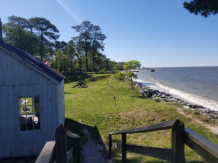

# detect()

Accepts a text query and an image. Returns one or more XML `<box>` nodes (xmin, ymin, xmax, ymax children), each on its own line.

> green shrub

<box><xmin>115</xmin><ymin>71</ymin><xmax>125</xmax><ymax>80</ymax></box>
<box><xmin>154</xmin><ymin>98</ymin><xmax>161</xmax><ymax>103</ymax></box>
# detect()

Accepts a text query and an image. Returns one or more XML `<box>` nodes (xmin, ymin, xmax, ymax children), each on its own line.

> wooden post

<box><xmin>122</xmin><ymin>133</ymin><xmax>126</xmax><ymax>163</ymax></box>
<box><xmin>72</xmin><ymin>137</ymin><xmax>80</xmax><ymax>163</ymax></box>
<box><xmin>171</xmin><ymin>122</ymin><xmax>185</xmax><ymax>163</ymax></box>
<box><xmin>55</xmin><ymin>127</ymin><xmax>67</xmax><ymax>163</ymax></box>
<box><xmin>107</xmin><ymin>80</ymin><xmax>109</xmax><ymax>86</ymax></box>
<box><xmin>109</xmin><ymin>134</ymin><xmax>112</xmax><ymax>159</ymax></box>
<box><xmin>114</xmin><ymin>96</ymin><xmax>116</xmax><ymax>106</ymax></box>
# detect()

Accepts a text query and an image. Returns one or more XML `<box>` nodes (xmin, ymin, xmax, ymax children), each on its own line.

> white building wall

<box><xmin>0</xmin><ymin>50</ymin><xmax>65</xmax><ymax>158</ymax></box>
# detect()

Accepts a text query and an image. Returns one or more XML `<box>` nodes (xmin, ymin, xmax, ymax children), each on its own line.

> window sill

<box><xmin>17</xmin><ymin>130</ymin><xmax>43</xmax><ymax>135</ymax></box>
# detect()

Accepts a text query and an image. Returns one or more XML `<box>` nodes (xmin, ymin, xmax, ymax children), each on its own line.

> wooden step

<box><xmin>80</xmin><ymin>158</ymin><xmax>114</xmax><ymax>163</ymax></box>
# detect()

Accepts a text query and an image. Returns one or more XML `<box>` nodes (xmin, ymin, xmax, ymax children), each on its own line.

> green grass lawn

<box><xmin>64</xmin><ymin>74</ymin><xmax>218</xmax><ymax>162</ymax></box>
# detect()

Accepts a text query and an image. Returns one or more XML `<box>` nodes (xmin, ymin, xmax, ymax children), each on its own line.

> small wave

<box><xmin>134</xmin><ymin>78</ymin><xmax>218</xmax><ymax>111</ymax></box>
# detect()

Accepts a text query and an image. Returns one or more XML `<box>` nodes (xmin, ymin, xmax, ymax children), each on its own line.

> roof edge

<box><xmin>0</xmin><ymin>46</ymin><xmax>61</xmax><ymax>85</ymax></box>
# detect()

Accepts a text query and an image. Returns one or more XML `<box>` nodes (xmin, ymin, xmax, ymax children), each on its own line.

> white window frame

<box><xmin>16</xmin><ymin>94</ymin><xmax>43</xmax><ymax>135</ymax></box>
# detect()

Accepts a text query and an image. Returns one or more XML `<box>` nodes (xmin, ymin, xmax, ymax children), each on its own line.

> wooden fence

<box><xmin>35</xmin><ymin>124</ymin><xmax>80</xmax><ymax>163</ymax></box>
<box><xmin>109</xmin><ymin>119</ymin><xmax>218</xmax><ymax>163</ymax></box>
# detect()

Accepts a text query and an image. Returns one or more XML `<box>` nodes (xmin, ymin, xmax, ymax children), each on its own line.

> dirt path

<box><xmin>175</xmin><ymin>107</ymin><xmax>218</xmax><ymax>135</ymax></box>
<box><xmin>81</xmin><ymin>128</ymin><xmax>107</xmax><ymax>161</ymax></box>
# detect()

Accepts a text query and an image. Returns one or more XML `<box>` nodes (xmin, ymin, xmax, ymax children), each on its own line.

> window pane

<box><xmin>34</xmin><ymin>114</ymin><xmax>40</xmax><ymax>122</ymax></box>
<box><xmin>22</xmin><ymin>106</ymin><xmax>30</xmax><ymax>114</ymax></box>
<box><xmin>33</xmin><ymin>105</ymin><xmax>40</xmax><ymax>114</ymax></box>
<box><xmin>27</xmin><ymin>122</ymin><xmax>33</xmax><ymax>130</ymax></box>
<box><xmin>25</xmin><ymin>106</ymin><xmax>33</xmax><ymax>114</ymax></box>
<box><xmin>20</xmin><ymin>123</ymin><xmax>26</xmax><ymax>131</ymax></box>
<box><xmin>34</xmin><ymin>97</ymin><xmax>39</xmax><ymax>105</ymax></box>
<box><xmin>25</xmin><ymin>97</ymin><xmax>32</xmax><ymax>105</ymax></box>
<box><xmin>20</xmin><ymin>115</ymin><xmax>27</xmax><ymax>123</ymax></box>
<box><xmin>19</xmin><ymin>98</ymin><xmax>26</xmax><ymax>107</ymax></box>
<box><xmin>34</xmin><ymin>122</ymin><xmax>40</xmax><ymax>130</ymax></box>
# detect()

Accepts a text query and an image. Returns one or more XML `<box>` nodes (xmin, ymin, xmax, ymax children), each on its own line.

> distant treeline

<box><xmin>3</xmin><ymin>16</ymin><xmax>124</xmax><ymax>72</ymax></box>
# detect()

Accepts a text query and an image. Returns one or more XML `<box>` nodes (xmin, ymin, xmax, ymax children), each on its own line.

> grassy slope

<box><xmin>64</xmin><ymin>74</ymin><xmax>218</xmax><ymax>163</ymax></box>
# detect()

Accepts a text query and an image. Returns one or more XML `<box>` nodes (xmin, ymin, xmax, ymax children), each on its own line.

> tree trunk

<box><xmin>92</xmin><ymin>48</ymin><xmax>95</xmax><ymax>72</ymax></box>
<box><xmin>131</xmin><ymin>78</ymin><xmax>134</xmax><ymax>91</ymax></box>
<box><xmin>71</xmin><ymin>59</ymin><xmax>73</xmax><ymax>72</ymax></box>
<box><xmin>85</xmin><ymin>41</ymin><xmax>88</xmax><ymax>72</ymax></box>
<box><xmin>40</xmin><ymin>33</ymin><xmax>43</xmax><ymax>61</ymax></box>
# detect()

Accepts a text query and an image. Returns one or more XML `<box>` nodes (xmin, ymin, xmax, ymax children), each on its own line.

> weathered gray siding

<box><xmin>0</xmin><ymin>50</ymin><xmax>65</xmax><ymax>158</ymax></box>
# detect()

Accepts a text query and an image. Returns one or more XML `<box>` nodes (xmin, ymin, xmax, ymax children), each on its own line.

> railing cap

<box><xmin>110</xmin><ymin>119</ymin><xmax>180</xmax><ymax>135</ymax></box>
<box><xmin>58</xmin><ymin>124</ymin><xmax>80</xmax><ymax>138</ymax></box>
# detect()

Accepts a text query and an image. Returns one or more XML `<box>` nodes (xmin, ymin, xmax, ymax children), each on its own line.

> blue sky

<box><xmin>1</xmin><ymin>0</ymin><xmax>218</xmax><ymax>67</ymax></box>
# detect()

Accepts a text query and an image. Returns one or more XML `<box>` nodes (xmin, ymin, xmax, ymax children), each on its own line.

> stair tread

<box><xmin>80</xmin><ymin>158</ymin><xmax>114</xmax><ymax>163</ymax></box>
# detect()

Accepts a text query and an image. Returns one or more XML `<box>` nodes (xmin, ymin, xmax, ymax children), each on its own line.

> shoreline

<box><xmin>134</xmin><ymin>79</ymin><xmax>218</xmax><ymax>120</ymax></box>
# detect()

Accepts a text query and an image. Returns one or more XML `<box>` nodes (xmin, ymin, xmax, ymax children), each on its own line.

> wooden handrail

<box><xmin>109</xmin><ymin>119</ymin><xmax>185</xmax><ymax>163</ymax></box>
<box><xmin>109</xmin><ymin>119</ymin><xmax>180</xmax><ymax>135</ymax></box>
<box><xmin>185</xmin><ymin>128</ymin><xmax>218</xmax><ymax>162</ymax></box>
<box><xmin>58</xmin><ymin>124</ymin><xmax>80</xmax><ymax>138</ymax></box>
<box><xmin>109</xmin><ymin>120</ymin><xmax>218</xmax><ymax>163</ymax></box>
<box><xmin>35</xmin><ymin>141</ymin><xmax>56</xmax><ymax>163</ymax></box>
<box><xmin>35</xmin><ymin>125</ymin><xmax>80</xmax><ymax>163</ymax></box>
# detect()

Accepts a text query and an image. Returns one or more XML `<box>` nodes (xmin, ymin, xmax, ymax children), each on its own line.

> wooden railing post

<box><xmin>109</xmin><ymin>134</ymin><xmax>112</xmax><ymax>159</ymax></box>
<box><xmin>72</xmin><ymin>137</ymin><xmax>80</xmax><ymax>163</ymax></box>
<box><xmin>122</xmin><ymin>133</ymin><xmax>127</xmax><ymax>163</ymax></box>
<box><xmin>55</xmin><ymin>127</ymin><xmax>67</xmax><ymax>163</ymax></box>
<box><xmin>171</xmin><ymin>122</ymin><xmax>185</xmax><ymax>163</ymax></box>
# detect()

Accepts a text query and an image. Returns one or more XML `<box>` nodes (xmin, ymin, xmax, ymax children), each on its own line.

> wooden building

<box><xmin>0</xmin><ymin>19</ymin><xmax>65</xmax><ymax>158</ymax></box>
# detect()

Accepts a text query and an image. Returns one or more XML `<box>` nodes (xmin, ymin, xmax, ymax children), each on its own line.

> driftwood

<box><xmin>72</xmin><ymin>81</ymin><xmax>88</xmax><ymax>88</ymax></box>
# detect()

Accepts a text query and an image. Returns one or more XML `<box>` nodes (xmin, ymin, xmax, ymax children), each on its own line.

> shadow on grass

<box><xmin>87</xmin><ymin>75</ymin><xmax>109</xmax><ymax>82</ymax></box>
<box><xmin>130</xmin><ymin>95</ymin><xmax>147</xmax><ymax>99</ymax></box>
<box><xmin>65</xmin><ymin>118</ymin><xmax>108</xmax><ymax>160</ymax></box>
<box><xmin>64</xmin><ymin>74</ymin><xmax>93</xmax><ymax>83</ymax></box>
<box><xmin>64</xmin><ymin>92</ymin><xmax>71</xmax><ymax>94</ymax></box>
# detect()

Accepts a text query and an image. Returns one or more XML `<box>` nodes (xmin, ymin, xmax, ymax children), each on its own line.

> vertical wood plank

<box><xmin>8</xmin><ymin>86</ymin><xmax>15</xmax><ymax>157</ymax></box>
<box><xmin>0</xmin><ymin>86</ymin><xmax>3</xmax><ymax>157</ymax></box>
<box><xmin>122</xmin><ymin>133</ymin><xmax>126</xmax><ymax>163</ymax></box>
<box><xmin>72</xmin><ymin>138</ymin><xmax>80</xmax><ymax>163</ymax></box>
<box><xmin>0</xmin><ymin>51</ymin><xmax>3</xmax><ymax>86</ymax></box>
<box><xmin>171</xmin><ymin>122</ymin><xmax>185</xmax><ymax>163</ymax></box>
<box><xmin>1</xmin><ymin>52</ymin><xmax>6</xmax><ymax>85</ymax></box>
<box><xmin>12</xmin><ymin>58</ymin><xmax>20</xmax><ymax>86</ymax></box>
<box><xmin>30</xmin><ymin>69</ymin><xmax>36</xmax><ymax>85</ymax></box>
<box><xmin>26</xmin><ymin>66</ymin><xmax>31</xmax><ymax>85</ymax></box>
<box><xmin>47</xmin><ymin>85</ymin><xmax>53</xmax><ymax>140</ymax></box>
<box><xmin>55</xmin><ymin>127</ymin><xmax>67</xmax><ymax>163</ymax></box>
<box><xmin>2</xmin><ymin>86</ymin><xmax>11</xmax><ymax>157</ymax></box>
<box><xmin>109</xmin><ymin>134</ymin><xmax>112</xmax><ymax>159</ymax></box>
<box><xmin>6</xmin><ymin>54</ymin><xmax>13</xmax><ymax>86</ymax></box>
<box><xmin>52</xmin><ymin>85</ymin><xmax>57</xmax><ymax>140</ymax></box>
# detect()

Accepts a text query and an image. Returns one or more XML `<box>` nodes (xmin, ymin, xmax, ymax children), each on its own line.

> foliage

<box><xmin>124</xmin><ymin>60</ymin><xmax>141</xmax><ymax>70</ymax></box>
<box><xmin>72</xmin><ymin>21</ymin><xmax>93</xmax><ymax>72</ymax></box>
<box><xmin>154</xmin><ymin>98</ymin><xmax>161</xmax><ymax>103</ymax></box>
<box><xmin>55</xmin><ymin>51</ymin><xmax>69</xmax><ymax>72</ymax></box>
<box><xmin>183</xmin><ymin>0</ymin><xmax>218</xmax><ymax>17</ymax></box>
<box><xmin>115</xmin><ymin>71</ymin><xmax>125</xmax><ymax>80</ymax></box>
<box><xmin>124</xmin><ymin>60</ymin><xmax>141</xmax><ymax>91</ymax></box>
<box><xmin>3</xmin><ymin>23</ymin><xmax>39</xmax><ymax>54</ymax></box>
<box><xmin>90</xmin><ymin>25</ymin><xmax>107</xmax><ymax>71</ymax></box>
<box><xmin>29</xmin><ymin>17</ymin><xmax>60</xmax><ymax>60</ymax></box>
<box><xmin>2</xmin><ymin>16</ymin><xmax>130</xmax><ymax>73</ymax></box>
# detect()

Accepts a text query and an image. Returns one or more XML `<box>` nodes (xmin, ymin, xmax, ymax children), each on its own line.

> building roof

<box><xmin>0</xmin><ymin>42</ymin><xmax>64</xmax><ymax>83</ymax></box>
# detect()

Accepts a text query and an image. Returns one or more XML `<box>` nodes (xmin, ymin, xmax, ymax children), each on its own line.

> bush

<box><xmin>115</xmin><ymin>71</ymin><xmax>125</xmax><ymax>80</ymax></box>
<box><xmin>154</xmin><ymin>98</ymin><xmax>161</xmax><ymax>103</ymax></box>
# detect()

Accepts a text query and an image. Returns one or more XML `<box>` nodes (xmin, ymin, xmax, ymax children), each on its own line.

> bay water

<box><xmin>136</xmin><ymin>67</ymin><xmax>218</xmax><ymax>111</ymax></box>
